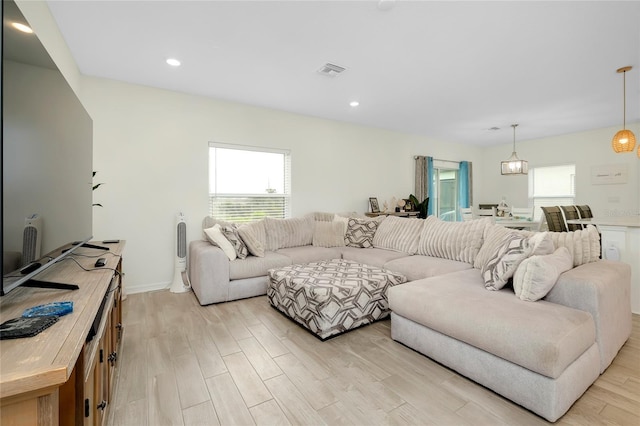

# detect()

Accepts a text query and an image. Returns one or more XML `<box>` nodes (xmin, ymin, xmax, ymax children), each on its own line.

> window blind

<box><xmin>209</xmin><ymin>143</ymin><xmax>291</xmax><ymax>222</ymax></box>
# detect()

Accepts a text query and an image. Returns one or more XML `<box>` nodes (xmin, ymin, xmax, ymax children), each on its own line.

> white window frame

<box><xmin>209</xmin><ymin>142</ymin><xmax>291</xmax><ymax>222</ymax></box>
<box><xmin>528</xmin><ymin>164</ymin><xmax>576</xmax><ymax>221</ymax></box>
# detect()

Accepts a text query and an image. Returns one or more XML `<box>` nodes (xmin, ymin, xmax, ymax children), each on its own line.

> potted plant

<box><xmin>409</xmin><ymin>194</ymin><xmax>429</xmax><ymax>219</ymax></box>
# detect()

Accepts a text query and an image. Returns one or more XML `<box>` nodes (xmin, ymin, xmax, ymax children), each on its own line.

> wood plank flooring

<box><xmin>107</xmin><ymin>290</ymin><xmax>640</xmax><ymax>425</ymax></box>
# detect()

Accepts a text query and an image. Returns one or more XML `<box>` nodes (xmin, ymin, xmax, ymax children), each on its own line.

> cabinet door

<box><xmin>84</xmin><ymin>360</ymin><xmax>95</xmax><ymax>426</ymax></box>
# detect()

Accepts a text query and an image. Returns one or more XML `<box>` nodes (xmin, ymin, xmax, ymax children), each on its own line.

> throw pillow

<box><xmin>528</xmin><ymin>231</ymin><xmax>554</xmax><ymax>256</ymax></box>
<box><xmin>418</xmin><ymin>216</ymin><xmax>491</xmax><ymax>264</ymax></box>
<box><xmin>313</xmin><ymin>221</ymin><xmax>347</xmax><ymax>248</ymax></box>
<box><xmin>220</xmin><ymin>226</ymin><xmax>249</xmax><ymax>260</ymax></box>
<box><xmin>547</xmin><ymin>225</ymin><xmax>600</xmax><ymax>267</ymax></box>
<box><xmin>373</xmin><ymin>215</ymin><xmax>425</xmax><ymax>254</ymax></box>
<box><xmin>474</xmin><ymin>224</ymin><xmax>533</xmax><ymax>269</ymax></box>
<box><xmin>513</xmin><ymin>247</ymin><xmax>573</xmax><ymax>301</ymax></box>
<box><xmin>264</xmin><ymin>217</ymin><xmax>314</xmax><ymax>251</ymax></box>
<box><xmin>481</xmin><ymin>234</ymin><xmax>532</xmax><ymax>290</ymax></box>
<box><xmin>237</xmin><ymin>224</ymin><xmax>265</xmax><ymax>257</ymax></box>
<box><xmin>202</xmin><ymin>216</ymin><xmax>236</xmax><ymax>230</ymax></box>
<box><xmin>204</xmin><ymin>224</ymin><xmax>237</xmax><ymax>261</ymax></box>
<box><xmin>345</xmin><ymin>218</ymin><xmax>379</xmax><ymax>248</ymax></box>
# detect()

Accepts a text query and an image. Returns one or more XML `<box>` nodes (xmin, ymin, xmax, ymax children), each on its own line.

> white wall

<box><xmin>476</xmin><ymin>125</ymin><xmax>640</xmax><ymax>217</ymax></box>
<box><xmin>16</xmin><ymin>0</ymin><xmax>82</xmax><ymax>97</ymax></box>
<box><xmin>80</xmin><ymin>76</ymin><xmax>482</xmax><ymax>293</ymax></box>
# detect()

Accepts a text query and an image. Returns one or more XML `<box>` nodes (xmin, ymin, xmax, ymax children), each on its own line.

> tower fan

<box><xmin>170</xmin><ymin>212</ymin><xmax>190</xmax><ymax>293</ymax></box>
<box><xmin>23</xmin><ymin>214</ymin><xmax>43</xmax><ymax>265</ymax></box>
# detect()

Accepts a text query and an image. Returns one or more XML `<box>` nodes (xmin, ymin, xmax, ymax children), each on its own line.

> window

<box><xmin>209</xmin><ymin>143</ymin><xmax>291</xmax><ymax>222</ymax></box>
<box><xmin>529</xmin><ymin>164</ymin><xmax>575</xmax><ymax>221</ymax></box>
<box><xmin>431</xmin><ymin>160</ymin><xmax>459</xmax><ymax>222</ymax></box>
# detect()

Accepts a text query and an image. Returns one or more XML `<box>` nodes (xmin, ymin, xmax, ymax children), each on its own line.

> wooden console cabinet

<box><xmin>0</xmin><ymin>241</ymin><xmax>125</xmax><ymax>425</ymax></box>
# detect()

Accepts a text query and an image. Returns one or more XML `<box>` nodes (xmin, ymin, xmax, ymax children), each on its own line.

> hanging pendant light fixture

<box><xmin>501</xmin><ymin>124</ymin><xmax>528</xmax><ymax>175</ymax></box>
<box><xmin>612</xmin><ymin>66</ymin><xmax>636</xmax><ymax>153</ymax></box>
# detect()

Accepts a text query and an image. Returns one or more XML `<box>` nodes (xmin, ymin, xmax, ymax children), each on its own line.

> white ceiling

<box><xmin>44</xmin><ymin>0</ymin><xmax>640</xmax><ymax>146</ymax></box>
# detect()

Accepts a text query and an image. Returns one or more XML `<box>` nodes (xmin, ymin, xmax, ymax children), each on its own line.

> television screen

<box><xmin>2</xmin><ymin>1</ymin><xmax>93</xmax><ymax>293</ymax></box>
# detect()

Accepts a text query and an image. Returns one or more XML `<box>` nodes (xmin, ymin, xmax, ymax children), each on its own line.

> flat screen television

<box><xmin>2</xmin><ymin>1</ymin><xmax>94</xmax><ymax>296</ymax></box>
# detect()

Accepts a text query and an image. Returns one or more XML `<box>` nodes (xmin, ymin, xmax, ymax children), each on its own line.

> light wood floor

<box><xmin>108</xmin><ymin>290</ymin><xmax>640</xmax><ymax>426</ymax></box>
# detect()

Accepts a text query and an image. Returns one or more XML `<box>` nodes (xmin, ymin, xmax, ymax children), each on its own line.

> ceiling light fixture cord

<box><xmin>622</xmin><ymin>69</ymin><xmax>627</xmax><ymax>129</ymax></box>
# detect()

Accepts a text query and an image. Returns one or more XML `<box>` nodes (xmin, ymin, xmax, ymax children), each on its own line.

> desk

<box><xmin>493</xmin><ymin>218</ymin><xmax>540</xmax><ymax>229</ymax></box>
<box><xmin>566</xmin><ymin>216</ymin><xmax>640</xmax><ymax>314</ymax></box>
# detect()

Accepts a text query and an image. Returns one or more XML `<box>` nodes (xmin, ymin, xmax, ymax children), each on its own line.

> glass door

<box><xmin>432</xmin><ymin>168</ymin><xmax>459</xmax><ymax>221</ymax></box>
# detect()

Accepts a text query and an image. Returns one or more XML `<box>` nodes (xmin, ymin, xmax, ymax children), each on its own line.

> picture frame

<box><xmin>369</xmin><ymin>197</ymin><xmax>380</xmax><ymax>213</ymax></box>
<box><xmin>403</xmin><ymin>199</ymin><xmax>413</xmax><ymax>211</ymax></box>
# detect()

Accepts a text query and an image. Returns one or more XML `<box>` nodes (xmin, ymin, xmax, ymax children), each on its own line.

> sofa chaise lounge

<box><xmin>188</xmin><ymin>213</ymin><xmax>631</xmax><ymax>422</ymax></box>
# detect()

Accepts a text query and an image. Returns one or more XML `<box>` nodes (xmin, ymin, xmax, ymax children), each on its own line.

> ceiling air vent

<box><xmin>317</xmin><ymin>63</ymin><xmax>346</xmax><ymax>77</ymax></box>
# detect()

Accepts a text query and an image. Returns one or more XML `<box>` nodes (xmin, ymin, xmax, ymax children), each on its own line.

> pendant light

<box><xmin>501</xmin><ymin>124</ymin><xmax>528</xmax><ymax>175</ymax></box>
<box><xmin>611</xmin><ymin>66</ymin><xmax>636</xmax><ymax>153</ymax></box>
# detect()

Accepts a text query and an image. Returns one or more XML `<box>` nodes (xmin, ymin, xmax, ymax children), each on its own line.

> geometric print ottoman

<box><xmin>267</xmin><ymin>259</ymin><xmax>407</xmax><ymax>340</ymax></box>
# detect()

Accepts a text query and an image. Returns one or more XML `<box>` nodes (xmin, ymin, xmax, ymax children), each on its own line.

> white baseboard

<box><xmin>124</xmin><ymin>281</ymin><xmax>170</xmax><ymax>295</ymax></box>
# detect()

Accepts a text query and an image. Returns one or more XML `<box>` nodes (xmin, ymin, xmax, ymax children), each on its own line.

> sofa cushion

<box><xmin>276</xmin><ymin>246</ymin><xmax>343</xmax><ymax>265</ymax></box>
<box><xmin>204</xmin><ymin>224</ymin><xmax>237</xmax><ymax>261</ymax></box>
<box><xmin>474</xmin><ymin>224</ymin><xmax>533</xmax><ymax>269</ymax></box>
<box><xmin>418</xmin><ymin>216</ymin><xmax>491</xmax><ymax>264</ymax></box>
<box><xmin>481</xmin><ymin>234</ymin><xmax>530</xmax><ymax>290</ymax></box>
<box><xmin>514</xmin><ymin>247</ymin><xmax>574</xmax><ymax>302</ymax></box>
<box><xmin>372</xmin><ymin>216</ymin><xmax>424</xmax><ymax>254</ymax></box>
<box><xmin>312</xmin><ymin>221</ymin><xmax>346</xmax><ymax>248</ymax></box>
<box><xmin>264</xmin><ymin>217</ymin><xmax>314</xmax><ymax>251</ymax></box>
<box><xmin>340</xmin><ymin>247</ymin><xmax>408</xmax><ymax>268</ymax></box>
<box><xmin>229</xmin><ymin>251</ymin><xmax>292</xmax><ymax>280</ymax></box>
<box><xmin>202</xmin><ymin>216</ymin><xmax>235</xmax><ymax>230</ymax></box>
<box><xmin>220</xmin><ymin>226</ymin><xmax>249</xmax><ymax>260</ymax></box>
<box><xmin>481</xmin><ymin>232</ymin><xmax>553</xmax><ymax>290</ymax></box>
<box><xmin>384</xmin><ymin>255</ymin><xmax>472</xmax><ymax>281</ymax></box>
<box><xmin>237</xmin><ymin>224</ymin><xmax>265</xmax><ymax>257</ymax></box>
<box><xmin>344</xmin><ymin>218</ymin><xmax>380</xmax><ymax>248</ymax></box>
<box><xmin>388</xmin><ymin>269</ymin><xmax>596</xmax><ymax>379</ymax></box>
<box><xmin>547</xmin><ymin>225</ymin><xmax>600</xmax><ymax>267</ymax></box>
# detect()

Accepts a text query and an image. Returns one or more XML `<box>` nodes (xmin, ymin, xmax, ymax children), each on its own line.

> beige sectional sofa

<box><xmin>188</xmin><ymin>213</ymin><xmax>631</xmax><ymax>422</ymax></box>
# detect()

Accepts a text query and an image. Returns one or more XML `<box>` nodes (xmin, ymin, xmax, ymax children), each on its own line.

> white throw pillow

<box><xmin>312</xmin><ymin>221</ymin><xmax>346</xmax><ymax>248</ymax></box>
<box><xmin>204</xmin><ymin>224</ymin><xmax>237</xmax><ymax>261</ymax></box>
<box><xmin>264</xmin><ymin>217</ymin><xmax>314</xmax><ymax>251</ymax></box>
<box><xmin>373</xmin><ymin>215</ymin><xmax>425</xmax><ymax>254</ymax></box>
<box><xmin>547</xmin><ymin>225</ymin><xmax>600</xmax><ymax>267</ymax></box>
<box><xmin>419</xmin><ymin>216</ymin><xmax>491</xmax><ymax>264</ymax></box>
<box><xmin>513</xmin><ymin>247</ymin><xmax>573</xmax><ymax>301</ymax></box>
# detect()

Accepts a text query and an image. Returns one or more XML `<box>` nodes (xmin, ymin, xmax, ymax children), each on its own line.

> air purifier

<box><xmin>22</xmin><ymin>214</ymin><xmax>43</xmax><ymax>265</ymax></box>
<box><xmin>170</xmin><ymin>212</ymin><xmax>190</xmax><ymax>293</ymax></box>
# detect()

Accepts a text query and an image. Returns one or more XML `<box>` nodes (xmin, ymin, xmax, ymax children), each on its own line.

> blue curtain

<box><xmin>427</xmin><ymin>156</ymin><xmax>434</xmax><ymax>216</ymax></box>
<box><xmin>457</xmin><ymin>161</ymin><xmax>471</xmax><ymax>220</ymax></box>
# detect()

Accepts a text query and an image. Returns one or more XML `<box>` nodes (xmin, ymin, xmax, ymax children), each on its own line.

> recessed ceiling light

<box><xmin>166</xmin><ymin>58</ymin><xmax>181</xmax><ymax>67</ymax></box>
<box><xmin>11</xmin><ymin>22</ymin><xmax>33</xmax><ymax>34</ymax></box>
<box><xmin>350</xmin><ymin>101</ymin><xmax>360</xmax><ymax>107</ymax></box>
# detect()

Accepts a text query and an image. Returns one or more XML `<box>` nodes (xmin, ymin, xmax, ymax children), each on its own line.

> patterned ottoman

<box><xmin>267</xmin><ymin>259</ymin><xmax>407</xmax><ymax>339</ymax></box>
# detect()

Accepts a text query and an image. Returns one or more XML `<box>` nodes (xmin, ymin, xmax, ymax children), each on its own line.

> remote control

<box><xmin>102</xmin><ymin>240</ymin><xmax>120</xmax><ymax>244</ymax></box>
<box><xmin>95</xmin><ymin>258</ymin><xmax>107</xmax><ymax>267</ymax></box>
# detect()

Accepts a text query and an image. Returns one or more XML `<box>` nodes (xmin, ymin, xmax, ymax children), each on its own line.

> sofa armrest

<box><xmin>188</xmin><ymin>240</ymin><xmax>230</xmax><ymax>305</ymax></box>
<box><xmin>545</xmin><ymin>260</ymin><xmax>631</xmax><ymax>373</ymax></box>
